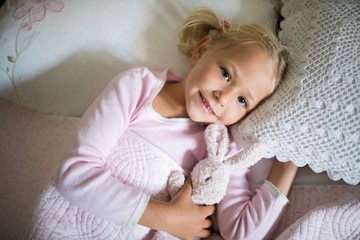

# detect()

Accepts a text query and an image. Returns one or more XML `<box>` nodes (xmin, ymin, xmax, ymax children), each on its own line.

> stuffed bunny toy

<box><xmin>153</xmin><ymin>123</ymin><xmax>266</xmax><ymax>239</ymax></box>
<box><xmin>167</xmin><ymin>123</ymin><xmax>231</xmax><ymax>205</ymax></box>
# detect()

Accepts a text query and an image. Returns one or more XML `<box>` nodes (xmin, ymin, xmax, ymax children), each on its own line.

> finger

<box><xmin>202</xmin><ymin>204</ymin><xmax>216</xmax><ymax>216</ymax></box>
<box><xmin>180</xmin><ymin>178</ymin><xmax>192</xmax><ymax>195</ymax></box>
<box><xmin>199</xmin><ymin>228</ymin><xmax>212</xmax><ymax>239</ymax></box>
<box><xmin>183</xmin><ymin>178</ymin><xmax>193</xmax><ymax>188</ymax></box>
<box><xmin>183</xmin><ymin>237</ymin><xmax>193</xmax><ymax>240</ymax></box>
<box><xmin>202</xmin><ymin>217</ymin><xmax>213</xmax><ymax>229</ymax></box>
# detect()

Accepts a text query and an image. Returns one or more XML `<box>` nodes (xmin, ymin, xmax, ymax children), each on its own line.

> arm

<box><xmin>217</xmin><ymin>158</ymin><xmax>298</xmax><ymax>240</ymax></box>
<box><xmin>56</xmin><ymin>69</ymin><xmax>153</xmax><ymax>227</ymax></box>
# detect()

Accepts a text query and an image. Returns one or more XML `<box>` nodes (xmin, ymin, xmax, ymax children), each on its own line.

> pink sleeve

<box><xmin>217</xmin><ymin>169</ymin><xmax>288</xmax><ymax>240</ymax></box>
<box><xmin>56</xmin><ymin>68</ymin><xmax>153</xmax><ymax>228</ymax></box>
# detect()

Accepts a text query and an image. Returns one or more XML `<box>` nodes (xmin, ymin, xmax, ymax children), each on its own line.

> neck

<box><xmin>153</xmin><ymin>80</ymin><xmax>188</xmax><ymax>118</ymax></box>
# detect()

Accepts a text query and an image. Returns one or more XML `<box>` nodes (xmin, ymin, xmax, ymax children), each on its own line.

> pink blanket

<box><xmin>272</xmin><ymin>185</ymin><xmax>360</xmax><ymax>239</ymax></box>
<box><xmin>276</xmin><ymin>198</ymin><xmax>359</xmax><ymax>239</ymax></box>
<box><xmin>30</xmin><ymin>129</ymin><xmax>184</xmax><ymax>239</ymax></box>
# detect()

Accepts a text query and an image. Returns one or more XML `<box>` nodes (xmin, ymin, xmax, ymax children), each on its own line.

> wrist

<box><xmin>138</xmin><ymin>199</ymin><xmax>172</xmax><ymax>231</ymax></box>
<box><xmin>266</xmin><ymin>160</ymin><xmax>298</xmax><ymax>196</ymax></box>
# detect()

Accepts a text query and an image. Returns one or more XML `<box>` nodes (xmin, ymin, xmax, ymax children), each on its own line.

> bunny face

<box><xmin>191</xmin><ymin>159</ymin><xmax>230</xmax><ymax>205</ymax></box>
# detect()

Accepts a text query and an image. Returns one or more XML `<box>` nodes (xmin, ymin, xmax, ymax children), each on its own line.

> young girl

<box><xmin>53</xmin><ymin>7</ymin><xmax>297</xmax><ymax>240</ymax></box>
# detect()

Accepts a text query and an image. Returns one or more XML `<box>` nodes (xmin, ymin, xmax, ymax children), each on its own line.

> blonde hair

<box><xmin>178</xmin><ymin>7</ymin><xmax>287</xmax><ymax>93</ymax></box>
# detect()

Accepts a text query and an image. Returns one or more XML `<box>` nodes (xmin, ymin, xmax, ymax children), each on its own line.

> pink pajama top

<box><xmin>56</xmin><ymin>67</ymin><xmax>288</xmax><ymax>240</ymax></box>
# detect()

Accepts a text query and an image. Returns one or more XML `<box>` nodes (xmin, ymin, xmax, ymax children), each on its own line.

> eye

<box><xmin>220</xmin><ymin>66</ymin><xmax>231</xmax><ymax>82</ymax></box>
<box><xmin>237</xmin><ymin>96</ymin><xmax>247</xmax><ymax>107</ymax></box>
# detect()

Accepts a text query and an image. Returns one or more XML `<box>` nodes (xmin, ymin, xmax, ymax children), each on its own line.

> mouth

<box><xmin>200</xmin><ymin>93</ymin><xmax>217</xmax><ymax>116</ymax></box>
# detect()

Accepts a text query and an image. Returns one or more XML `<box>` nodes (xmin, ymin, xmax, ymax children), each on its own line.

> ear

<box><xmin>205</xmin><ymin>124</ymin><xmax>230</xmax><ymax>162</ymax></box>
<box><xmin>189</xmin><ymin>35</ymin><xmax>213</xmax><ymax>66</ymax></box>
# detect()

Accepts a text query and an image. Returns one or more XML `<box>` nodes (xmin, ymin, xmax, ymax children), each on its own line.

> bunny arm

<box><xmin>167</xmin><ymin>171</ymin><xmax>186</xmax><ymax>198</ymax></box>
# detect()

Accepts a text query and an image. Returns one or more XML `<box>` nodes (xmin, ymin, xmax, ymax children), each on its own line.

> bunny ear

<box><xmin>225</xmin><ymin>142</ymin><xmax>272</xmax><ymax>169</ymax></box>
<box><xmin>204</xmin><ymin>124</ymin><xmax>230</xmax><ymax>161</ymax></box>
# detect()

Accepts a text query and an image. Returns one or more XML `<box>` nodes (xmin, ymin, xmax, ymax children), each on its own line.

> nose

<box><xmin>213</xmin><ymin>89</ymin><xmax>234</xmax><ymax>107</ymax></box>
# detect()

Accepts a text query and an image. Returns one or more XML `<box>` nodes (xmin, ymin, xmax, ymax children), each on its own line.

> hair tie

<box><xmin>217</xmin><ymin>20</ymin><xmax>231</xmax><ymax>34</ymax></box>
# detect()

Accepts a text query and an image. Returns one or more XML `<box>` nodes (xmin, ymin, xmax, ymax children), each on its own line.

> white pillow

<box><xmin>231</xmin><ymin>0</ymin><xmax>360</xmax><ymax>185</ymax></box>
<box><xmin>0</xmin><ymin>0</ymin><xmax>279</xmax><ymax>116</ymax></box>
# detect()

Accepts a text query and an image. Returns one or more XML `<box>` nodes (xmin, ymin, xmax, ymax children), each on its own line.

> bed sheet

<box><xmin>0</xmin><ymin>98</ymin><xmax>78</xmax><ymax>239</ymax></box>
<box><xmin>0</xmin><ymin>98</ymin><xmax>359</xmax><ymax>239</ymax></box>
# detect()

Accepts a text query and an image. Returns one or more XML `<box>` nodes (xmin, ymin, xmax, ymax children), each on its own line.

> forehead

<box><xmin>212</xmin><ymin>43</ymin><xmax>267</xmax><ymax>61</ymax></box>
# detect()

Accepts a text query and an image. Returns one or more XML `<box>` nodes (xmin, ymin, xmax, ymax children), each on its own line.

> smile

<box><xmin>200</xmin><ymin>93</ymin><xmax>216</xmax><ymax>116</ymax></box>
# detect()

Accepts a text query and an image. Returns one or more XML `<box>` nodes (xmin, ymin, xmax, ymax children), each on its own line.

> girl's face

<box><xmin>185</xmin><ymin>36</ymin><xmax>275</xmax><ymax>125</ymax></box>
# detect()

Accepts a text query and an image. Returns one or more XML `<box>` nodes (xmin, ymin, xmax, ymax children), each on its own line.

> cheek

<box><xmin>222</xmin><ymin>107</ymin><xmax>246</xmax><ymax>125</ymax></box>
<box><xmin>185</xmin><ymin>71</ymin><xmax>201</xmax><ymax>91</ymax></box>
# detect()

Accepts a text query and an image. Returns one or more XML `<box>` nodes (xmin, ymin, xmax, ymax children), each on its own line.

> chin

<box><xmin>189</xmin><ymin>115</ymin><xmax>209</xmax><ymax>124</ymax></box>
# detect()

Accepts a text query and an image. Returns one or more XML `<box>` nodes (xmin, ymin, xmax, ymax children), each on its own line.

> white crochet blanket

<box><xmin>30</xmin><ymin>130</ymin><xmax>185</xmax><ymax>239</ymax></box>
<box><xmin>231</xmin><ymin>0</ymin><xmax>360</xmax><ymax>185</ymax></box>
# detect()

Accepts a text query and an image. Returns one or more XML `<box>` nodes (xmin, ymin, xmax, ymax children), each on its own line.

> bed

<box><xmin>0</xmin><ymin>0</ymin><xmax>359</xmax><ymax>239</ymax></box>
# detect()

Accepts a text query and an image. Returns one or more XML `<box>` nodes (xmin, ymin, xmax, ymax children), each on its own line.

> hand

<box><xmin>165</xmin><ymin>179</ymin><xmax>215</xmax><ymax>239</ymax></box>
<box><xmin>139</xmin><ymin>179</ymin><xmax>215</xmax><ymax>240</ymax></box>
<box><xmin>266</xmin><ymin>159</ymin><xmax>298</xmax><ymax>196</ymax></box>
